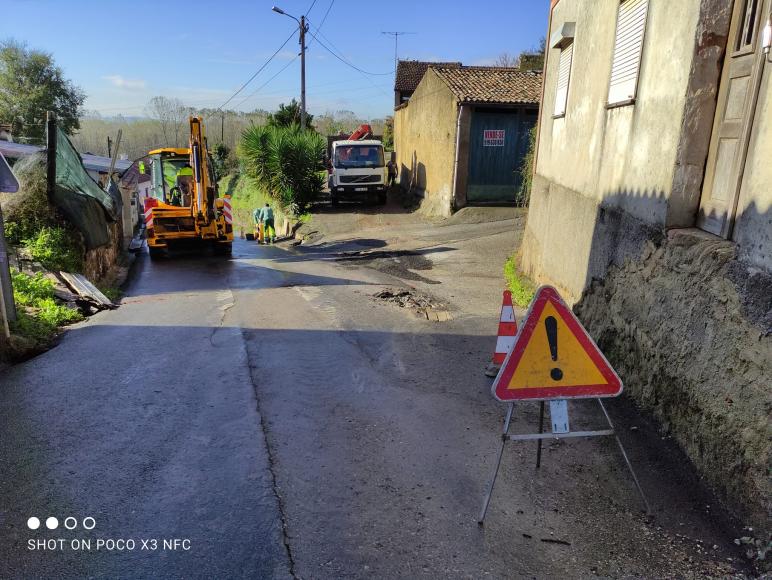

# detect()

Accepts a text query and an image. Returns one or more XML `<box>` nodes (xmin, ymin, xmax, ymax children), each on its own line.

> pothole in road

<box><xmin>372</xmin><ymin>288</ymin><xmax>453</xmax><ymax>321</ymax></box>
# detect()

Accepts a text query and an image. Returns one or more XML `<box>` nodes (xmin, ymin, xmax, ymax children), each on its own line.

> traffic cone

<box><xmin>485</xmin><ymin>290</ymin><xmax>518</xmax><ymax>377</ymax></box>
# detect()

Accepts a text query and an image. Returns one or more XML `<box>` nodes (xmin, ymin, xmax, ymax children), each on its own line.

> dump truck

<box><xmin>326</xmin><ymin>124</ymin><xmax>388</xmax><ymax>206</ymax></box>
<box><xmin>142</xmin><ymin>116</ymin><xmax>233</xmax><ymax>258</ymax></box>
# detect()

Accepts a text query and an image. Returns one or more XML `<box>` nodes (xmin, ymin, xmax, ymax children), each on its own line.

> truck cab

<box><xmin>328</xmin><ymin>140</ymin><xmax>388</xmax><ymax>205</ymax></box>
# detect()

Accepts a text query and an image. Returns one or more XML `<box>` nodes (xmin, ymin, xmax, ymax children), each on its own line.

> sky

<box><xmin>1</xmin><ymin>0</ymin><xmax>550</xmax><ymax>119</ymax></box>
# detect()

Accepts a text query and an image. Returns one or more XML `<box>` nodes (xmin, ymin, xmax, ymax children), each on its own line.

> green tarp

<box><xmin>52</xmin><ymin>128</ymin><xmax>122</xmax><ymax>249</ymax></box>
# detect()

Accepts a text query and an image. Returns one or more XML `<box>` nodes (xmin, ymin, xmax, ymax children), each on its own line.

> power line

<box><xmin>235</xmin><ymin>55</ymin><xmax>299</xmax><ymax>109</ymax></box>
<box><xmin>305</xmin><ymin>0</ymin><xmax>318</xmax><ymax>15</ymax></box>
<box><xmin>217</xmin><ymin>29</ymin><xmax>296</xmax><ymax>110</ymax></box>
<box><xmin>307</xmin><ymin>0</ymin><xmax>334</xmax><ymax>46</ymax></box>
<box><xmin>306</xmin><ymin>28</ymin><xmax>392</xmax><ymax>76</ymax></box>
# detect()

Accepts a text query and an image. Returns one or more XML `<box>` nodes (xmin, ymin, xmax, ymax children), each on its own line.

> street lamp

<box><xmin>272</xmin><ymin>5</ymin><xmax>307</xmax><ymax>129</ymax></box>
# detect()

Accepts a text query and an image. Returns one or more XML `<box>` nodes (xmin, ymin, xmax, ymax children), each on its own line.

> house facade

<box><xmin>394</xmin><ymin>66</ymin><xmax>541</xmax><ymax>216</ymax></box>
<box><xmin>522</xmin><ymin>0</ymin><xmax>771</xmax><ymax>299</ymax></box>
<box><xmin>521</xmin><ymin>0</ymin><xmax>771</xmax><ymax>529</ymax></box>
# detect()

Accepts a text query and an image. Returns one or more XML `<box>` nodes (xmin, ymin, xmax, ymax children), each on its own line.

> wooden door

<box><xmin>698</xmin><ymin>0</ymin><xmax>767</xmax><ymax>237</ymax></box>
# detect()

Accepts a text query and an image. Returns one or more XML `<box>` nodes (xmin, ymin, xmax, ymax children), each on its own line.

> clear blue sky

<box><xmin>1</xmin><ymin>0</ymin><xmax>550</xmax><ymax>118</ymax></box>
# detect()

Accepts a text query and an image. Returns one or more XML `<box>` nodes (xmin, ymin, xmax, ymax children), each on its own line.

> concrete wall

<box><xmin>733</xmin><ymin>60</ymin><xmax>772</xmax><ymax>271</ymax></box>
<box><xmin>521</xmin><ymin>0</ymin><xmax>709</xmax><ymax>301</ymax></box>
<box><xmin>394</xmin><ymin>71</ymin><xmax>459</xmax><ymax>217</ymax></box>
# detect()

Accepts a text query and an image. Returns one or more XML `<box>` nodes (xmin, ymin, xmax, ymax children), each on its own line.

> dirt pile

<box><xmin>575</xmin><ymin>229</ymin><xmax>771</xmax><ymax>535</ymax></box>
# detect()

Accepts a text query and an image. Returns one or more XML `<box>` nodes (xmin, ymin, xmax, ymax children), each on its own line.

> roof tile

<box><xmin>431</xmin><ymin>66</ymin><xmax>543</xmax><ymax>105</ymax></box>
<box><xmin>395</xmin><ymin>60</ymin><xmax>462</xmax><ymax>92</ymax></box>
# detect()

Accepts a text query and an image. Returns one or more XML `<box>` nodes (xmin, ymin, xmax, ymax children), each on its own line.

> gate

<box><xmin>467</xmin><ymin>108</ymin><xmax>537</xmax><ymax>203</ymax></box>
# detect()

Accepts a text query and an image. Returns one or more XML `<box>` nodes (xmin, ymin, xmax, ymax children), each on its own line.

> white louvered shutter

<box><xmin>608</xmin><ymin>0</ymin><xmax>649</xmax><ymax>105</ymax></box>
<box><xmin>554</xmin><ymin>42</ymin><xmax>573</xmax><ymax>116</ymax></box>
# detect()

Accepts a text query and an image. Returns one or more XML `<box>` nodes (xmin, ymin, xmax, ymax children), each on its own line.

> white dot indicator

<box><xmin>45</xmin><ymin>517</ymin><xmax>59</xmax><ymax>530</ymax></box>
<box><xmin>82</xmin><ymin>517</ymin><xmax>96</xmax><ymax>530</ymax></box>
<box><xmin>27</xmin><ymin>517</ymin><xmax>40</xmax><ymax>530</ymax></box>
<box><xmin>64</xmin><ymin>517</ymin><xmax>77</xmax><ymax>530</ymax></box>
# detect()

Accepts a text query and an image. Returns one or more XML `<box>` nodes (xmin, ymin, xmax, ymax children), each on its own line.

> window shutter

<box><xmin>608</xmin><ymin>0</ymin><xmax>649</xmax><ymax>105</ymax></box>
<box><xmin>554</xmin><ymin>42</ymin><xmax>573</xmax><ymax>116</ymax></box>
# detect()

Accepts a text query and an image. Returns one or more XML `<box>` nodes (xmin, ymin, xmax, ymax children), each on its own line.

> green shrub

<box><xmin>239</xmin><ymin>124</ymin><xmax>325</xmax><ymax>214</ymax></box>
<box><xmin>10</xmin><ymin>269</ymin><xmax>83</xmax><ymax>342</ymax></box>
<box><xmin>23</xmin><ymin>226</ymin><xmax>83</xmax><ymax>272</ymax></box>
<box><xmin>504</xmin><ymin>255</ymin><xmax>536</xmax><ymax>307</ymax></box>
<box><xmin>2</xmin><ymin>154</ymin><xmax>57</xmax><ymax>244</ymax></box>
<box><xmin>516</xmin><ymin>125</ymin><xmax>537</xmax><ymax>207</ymax></box>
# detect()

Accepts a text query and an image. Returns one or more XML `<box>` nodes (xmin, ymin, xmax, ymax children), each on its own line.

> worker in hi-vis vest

<box><xmin>259</xmin><ymin>203</ymin><xmax>275</xmax><ymax>244</ymax></box>
<box><xmin>168</xmin><ymin>165</ymin><xmax>193</xmax><ymax>206</ymax></box>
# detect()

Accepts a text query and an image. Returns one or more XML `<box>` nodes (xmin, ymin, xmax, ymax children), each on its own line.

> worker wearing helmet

<box><xmin>169</xmin><ymin>164</ymin><xmax>193</xmax><ymax>206</ymax></box>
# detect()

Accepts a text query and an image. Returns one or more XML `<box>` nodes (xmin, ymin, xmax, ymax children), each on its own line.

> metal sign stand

<box><xmin>478</xmin><ymin>398</ymin><xmax>650</xmax><ymax>525</ymax></box>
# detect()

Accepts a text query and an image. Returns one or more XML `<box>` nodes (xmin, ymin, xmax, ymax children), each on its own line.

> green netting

<box><xmin>52</xmin><ymin>128</ymin><xmax>121</xmax><ymax>249</ymax></box>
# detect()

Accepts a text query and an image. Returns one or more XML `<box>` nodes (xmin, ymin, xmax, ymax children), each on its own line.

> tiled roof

<box><xmin>431</xmin><ymin>66</ymin><xmax>543</xmax><ymax>105</ymax></box>
<box><xmin>395</xmin><ymin>60</ymin><xmax>462</xmax><ymax>92</ymax></box>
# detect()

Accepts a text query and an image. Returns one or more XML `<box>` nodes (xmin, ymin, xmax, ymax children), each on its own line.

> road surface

<box><xmin>0</xmin><ymin>218</ymin><xmax>745</xmax><ymax>578</ymax></box>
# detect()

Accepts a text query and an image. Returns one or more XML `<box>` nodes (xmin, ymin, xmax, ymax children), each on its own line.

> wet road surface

<box><xmin>0</xmin><ymin>236</ymin><xmax>746</xmax><ymax>578</ymax></box>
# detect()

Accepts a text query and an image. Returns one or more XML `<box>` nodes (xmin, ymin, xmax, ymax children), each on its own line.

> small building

<box><xmin>394</xmin><ymin>60</ymin><xmax>461</xmax><ymax>107</ymax></box>
<box><xmin>521</xmin><ymin>0</ymin><xmax>771</xmax><ymax>531</ymax></box>
<box><xmin>394</xmin><ymin>65</ymin><xmax>542</xmax><ymax>216</ymax></box>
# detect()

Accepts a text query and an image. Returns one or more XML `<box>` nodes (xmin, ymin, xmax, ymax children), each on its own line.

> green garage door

<box><xmin>467</xmin><ymin>108</ymin><xmax>537</xmax><ymax>203</ymax></box>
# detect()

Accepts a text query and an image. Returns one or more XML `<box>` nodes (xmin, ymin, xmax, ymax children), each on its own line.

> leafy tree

<box><xmin>267</xmin><ymin>99</ymin><xmax>314</xmax><ymax>129</ymax></box>
<box><xmin>382</xmin><ymin>116</ymin><xmax>394</xmax><ymax>150</ymax></box>
<box><xmin>0</xmin><ymin>39</ymin><xmax>85</xmax><ymax>142</ymax></box>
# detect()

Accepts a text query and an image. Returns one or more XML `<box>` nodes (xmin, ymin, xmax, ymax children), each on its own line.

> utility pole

<box><xmin>107</xmin><ymin>135</ymin><xmax>112</xmax><ymax>158</ymax></box>
<box><xmin>221</xmin><ymin>111</ymin><xmax>225</xmax><ymax>143</ymax></box>
<box><xmin>300</xmin><ymin>14</ymin><xmax>307</xmax><ymax>130</ymax></box>
<box><xmin>381</xmin><ymin>31</ymin><xmax>417</xmax><ymax>75</ymax></box>
<box><xmin>46</xmin><ymin>111</ymin><xmax>57</xmax><ymax>202</ymax></box>
<box><xmin>273</xmin><ymin>6</ymin><xmax>309</xmax><ymax>129</ymax></box>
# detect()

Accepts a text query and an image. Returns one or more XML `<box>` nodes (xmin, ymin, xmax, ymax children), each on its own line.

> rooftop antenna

<box><xmin>381</xmin><ymin>31</ymin><xmax>417</xmax><ymax>76</ymax></box>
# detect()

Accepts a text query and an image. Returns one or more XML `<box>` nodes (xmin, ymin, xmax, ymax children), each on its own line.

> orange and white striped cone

<box><xmin>485</xmin><ymin>290</ymin><xmax>518</xmax><ymax>377</ymax></box>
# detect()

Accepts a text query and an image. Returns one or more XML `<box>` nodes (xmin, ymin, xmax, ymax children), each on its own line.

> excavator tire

<box><xmin>148</xmin><ymin>246</ymin><xmax>165</xmax><ymax>260</ymax></box>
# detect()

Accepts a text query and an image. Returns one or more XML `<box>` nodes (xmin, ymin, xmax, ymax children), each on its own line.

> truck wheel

<box><xmin>331</xmin><ymin>195</ymin><xmax>339</xmax><ymax>207</ymax></box>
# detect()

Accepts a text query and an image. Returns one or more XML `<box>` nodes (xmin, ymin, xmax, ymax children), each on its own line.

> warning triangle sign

<box><xmin>492</xmin><ymin>286</ymin><xmax>622</xmax><ymax>401</ymax></box>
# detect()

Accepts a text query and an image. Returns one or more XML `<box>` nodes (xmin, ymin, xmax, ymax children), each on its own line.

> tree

<box><xmin>267</xmin><ymin>99</ymin><xmax>313</xmax><ymax>129</ymax></box>
<box><xmin>145</xmin><ymin>96</ymin><xmax>187</xmax><ymax>147</ymax></box>
<box><xmin>0</xmin><ymin>39</ymin><xmax>85</xmax><ymax>142</ymax></box>
<box><xmin>382</xmin><ymin>116</ymin><xmax>394</xmax><ymax>151</ymax></box>
<box><xmin>494</xmin><ymin>53</ymin><xmax>519</xmax><ymax>67</ymax></box>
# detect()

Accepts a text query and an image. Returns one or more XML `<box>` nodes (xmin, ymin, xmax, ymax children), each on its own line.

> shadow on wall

<box><xmin>398</xmin><ymin>151</ymin><xmax>427</xmax><ymax>207</ymax></box>
<box><xmin>575</xmin><ymin>197</ymin><xmax>771</xmax><ymax>531</ymax></box>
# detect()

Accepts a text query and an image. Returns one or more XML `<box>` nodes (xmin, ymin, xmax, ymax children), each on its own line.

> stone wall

<box><xmin>575</xmin><ymin>229</ymin><xmax>771</xmax><ymax>530</ymax></box>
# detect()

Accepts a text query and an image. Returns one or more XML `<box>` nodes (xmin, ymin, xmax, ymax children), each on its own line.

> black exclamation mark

<box><xmin>545</xmin><ymin>316</ymin><xmax>563</xmax><ymax>381</ymax></box>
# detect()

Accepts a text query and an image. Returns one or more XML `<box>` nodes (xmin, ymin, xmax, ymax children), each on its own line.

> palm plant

<box><xmin>239</xmin><ymin>125</ymin><xmax>325</xmax><ymax>213</ymax></box>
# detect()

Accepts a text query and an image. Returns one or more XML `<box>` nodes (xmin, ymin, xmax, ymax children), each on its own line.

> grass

<box><xmin>220</xmin><ymin>173</ymin><xmax>290</xmax><ymax>235</ymax></box>
<box><xmin>10</xmin><ymin>269</ymin><xmax>83</xmax><ymax>343</ymax></box>
<box><xmin>504</xmin><ymin>255</ymin><xmax>536</xmax><ymax>308</ymax></box>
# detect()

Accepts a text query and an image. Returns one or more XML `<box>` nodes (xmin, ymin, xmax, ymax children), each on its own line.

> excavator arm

<box><xmin>189</xmin><ymin>116</ymin><xmax>216</xmax><ymax>225</ymax></box>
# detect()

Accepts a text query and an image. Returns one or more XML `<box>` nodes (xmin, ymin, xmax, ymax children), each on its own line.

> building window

<box><xmin>735</xmin><ymin>0</ymin><xmax>760</xmax><ymax>52</ymax></box>
<box><xmin>607</xmin><ymin>0</ymin><xmax>649</xmax><ymax>106</ymax></box>
<box><xmin>554</xmin><ymin>41</ymin><xmax>574</xmax><ymax>117</ymax></box>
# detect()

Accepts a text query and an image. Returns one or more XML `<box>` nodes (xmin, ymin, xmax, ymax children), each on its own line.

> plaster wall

<box><xmin>521</xmin><ymin>0</ymin><xmax>703</xmax><ymax>299</ymax></box>
<box><xmin>394</xmin><ymin>71</ymin><xmax>458</xmax><ymax>217</ymax></box>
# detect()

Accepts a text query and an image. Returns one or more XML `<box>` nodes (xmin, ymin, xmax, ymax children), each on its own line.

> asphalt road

<box><xmin>0</xmin><ymin>227</ymin><xmax>747</xmax><ymax>579</ymax></box>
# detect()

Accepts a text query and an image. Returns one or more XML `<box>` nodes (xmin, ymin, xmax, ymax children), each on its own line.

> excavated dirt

<box><xmin>575</xmin><ymin>229</ymin><xmax>771</xmax><ymax>535</ymax></box>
